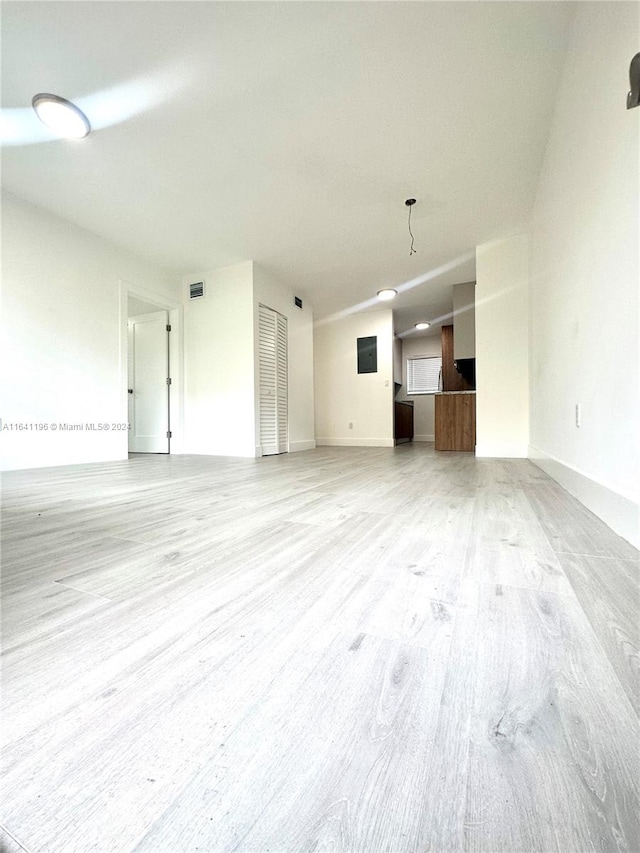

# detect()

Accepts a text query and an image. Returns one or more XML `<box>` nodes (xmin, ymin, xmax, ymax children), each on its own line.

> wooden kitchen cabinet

<box><xmin>394</xmin><ymin>401</ymin><xmax>414</xmax><ymax>443</ymax></box>
<box><xmin>435</xmin><ymin>392</ymin><xmax>476</xmax><ymax>451</ymax></box>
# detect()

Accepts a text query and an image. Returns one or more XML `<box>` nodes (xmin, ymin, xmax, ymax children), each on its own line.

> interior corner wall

<box><xmin>252</xmin><ymin>267</ymin><xmax>315</xmax><ymax>454</ymax></box>
<box><xmin>0</xmin><ymin>192</ymin><xmax>179</xmax><ymax>471</ymax></box>
<box><xmin>452</xmin><ymin>281</ymin><xmax>476</xmax><ymax>360</ymax></box>
<box><xmin>314</xmin><ymin>310</ymin><xmax>394</xmax><ymax>447</ymax></box>
<box><xmin>397</xmin><ymin>335</ymin><xmax>442</xmax><ymax>441</ymax></box>
<box><xmin>529</xmin><ymin>2</ymin><xmax>639</xmax><ymax>547</ymax></box>
<box><xmin>182</xmin><ymin>261</ymin><xmax>256</xmax><ymax>457</ymax></box>
<box><xmin>475</xmin><ymin>235</ymin><xmax>530</xmax><ymax>458</ymax></box>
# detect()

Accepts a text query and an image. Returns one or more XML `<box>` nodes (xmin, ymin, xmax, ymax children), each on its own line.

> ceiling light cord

<box><xmin>408</xmin><ymin>205</ymin><xmax>416</xmax><ymax>256</ymax></box>
<box><xmin>405</xmin><ymin>198</ymin><xmax>417</xmax><ymax>256</ymax></box>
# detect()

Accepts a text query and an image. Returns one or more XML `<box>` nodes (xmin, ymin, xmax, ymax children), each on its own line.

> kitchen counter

<box><xmin>435</xmin><ymin>390</ymin><xmax>476</xmax><ymax>395</ymax></box>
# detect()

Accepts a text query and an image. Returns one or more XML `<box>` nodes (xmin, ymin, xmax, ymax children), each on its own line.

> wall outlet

<box><xmin>348</xmin><ymin>422</ymin><xmax>353</xmax><ymax>429</ymax></box>
<box><xmin>575</xmin><ymin>403</ymin><xmax>581</xmax><ymax>427</ymax></box>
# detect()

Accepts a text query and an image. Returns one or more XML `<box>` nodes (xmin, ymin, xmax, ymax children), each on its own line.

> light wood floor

<box><xmin>1</xmin><ymin>445</ymin><xmax>638</xmax><ymax>853</ymax></box>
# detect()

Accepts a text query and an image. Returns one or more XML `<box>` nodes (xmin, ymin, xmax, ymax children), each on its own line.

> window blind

<box><xmin>407</xmin><ymin>356</ymin><xmax>442</xmax><ymax>394</ymax></box>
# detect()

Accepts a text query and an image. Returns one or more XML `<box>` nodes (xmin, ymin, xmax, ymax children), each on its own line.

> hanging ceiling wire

<box><xmin>405</xmin><ymin>198</ymin><xmax>417</xmax><ymax>255</ymax></box>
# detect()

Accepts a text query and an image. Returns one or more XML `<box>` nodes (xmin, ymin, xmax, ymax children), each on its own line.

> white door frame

<box><xmin>119</xmin><ymin>280</ymin><xmax>183</xmax><ymax>456</ymax></box>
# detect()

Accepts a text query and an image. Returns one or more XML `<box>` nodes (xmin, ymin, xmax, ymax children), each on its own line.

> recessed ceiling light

<box><xmin>32</xmin><ymin>93</ymin><xmax>91</xmax><ymax>139</ymax></box>
<box><xmin>415</xmin><ymin>322</ymin><xmax>430</xmax><ymax>330</ymax></box>
<box><xmin>377</xmin><ymin>289</ymin><xmax>398</xmax><ymax>301</ymax></box>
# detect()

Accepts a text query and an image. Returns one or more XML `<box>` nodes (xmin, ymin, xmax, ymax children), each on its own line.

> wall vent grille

<box><xmin>189</xmin><ymin>281</ymin><xmax>205</xmax><ymax>299</ymax></box>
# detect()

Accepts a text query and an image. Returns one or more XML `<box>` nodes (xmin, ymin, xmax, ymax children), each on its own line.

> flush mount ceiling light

<box><xmin>32</xmin><ymin>93</ymin><xmax>91</xmax><ymax>139</ymax></box>
<box><xmin>415</xmin><ymin>322</ymin><xmax>430</xmax><ymax>330</ymax></box>
<box><xmin>377</xmin><ymin>288</ymin><xmax>398</xmax><ymax>301</ymax></box>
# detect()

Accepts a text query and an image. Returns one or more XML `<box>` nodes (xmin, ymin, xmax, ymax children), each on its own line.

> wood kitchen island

<box><xmin>434</xmin><ymin>390</ymin><xmax>476</xmax><ymax>452</ymax></box>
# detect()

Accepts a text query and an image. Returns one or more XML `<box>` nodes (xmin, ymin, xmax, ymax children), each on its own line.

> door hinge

<box><xmin>166</xmin><ymin>430</ymin><xmax>172</xmax><ymax>439</ymax></box>
<box><xmin>166</xmin><ymin>324</ymin><xmax>172</xmax><ymax>332</ymax></box>
<box><xmin>166</xmin><ymin>377</ymin><xmax>172</xmax><ymax>385</ymax></box>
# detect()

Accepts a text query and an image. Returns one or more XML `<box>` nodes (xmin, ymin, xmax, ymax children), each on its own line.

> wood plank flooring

<box><xmin>1</xmin><ymin>445</ymin><xmax>638</xmax><ymax>853</ymax></box>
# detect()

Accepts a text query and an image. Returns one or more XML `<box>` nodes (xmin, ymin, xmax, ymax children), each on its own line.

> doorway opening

<box><xmin>128</xmin><ymin>300</ymin><xmax>170</xmax><ymax>453</ymax></box>
<box><xmin>121</xmin><ymin>284</ymin><xmax>182</xmax><ymax>458</ymax></box>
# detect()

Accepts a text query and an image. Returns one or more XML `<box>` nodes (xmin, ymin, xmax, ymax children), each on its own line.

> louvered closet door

<box><xmin>259</xmin><ymin>304</ymin><xmax>288</xmax><ymax>455</ymax></box>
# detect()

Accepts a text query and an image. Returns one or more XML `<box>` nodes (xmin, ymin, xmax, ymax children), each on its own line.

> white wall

<box><xmin>253</xmin><ymin>267</ymin><xmax>315</xmax><ymax>454</ymax></box>
<box><xmin>475</xmin><ymin>235</ymin><xmax>530</xmax><ymax>458</ymax></box>
<box><xmin>396</xmin><ymin>335</ymin><xmax>441</xmax><ymax>441</ymax></box>
<box><xmin>452</xmin><ymin>281</ymin><xmax>476</xmax><ymax>360</ymax></box>
<box><xmin>128</xmin><ymin>296</ymin><xmax>162</xmax><ymax>316</ymax></box>
<box><xmin>314</xmin><ymin>310</ymin><xmax>394</xmax><ymax>447</ymax></box>
<box><xmin>182</xmin><ymin>262</ymin><xmax>256</xmax><ymax>457</ymax></box>
<box><xmin>393</xmin><ymin>336</ymin><xmax>402</xmax><ymax>385</ymax></box>
<box><xmin>529</xmin><ymin>2</ymin><xmax>639</xmax><ymax>547</ymax></box>
<box><xmin>0</xmin><ymin>192</ymin><xmax>179</xmax><ymax>471</ymax></box>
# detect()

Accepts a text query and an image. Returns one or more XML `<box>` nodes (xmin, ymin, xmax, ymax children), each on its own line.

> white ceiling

<box><xmin>1</xmin><ymin>1</ymin><xmax>572</xmax><ymax>332</ymax></box>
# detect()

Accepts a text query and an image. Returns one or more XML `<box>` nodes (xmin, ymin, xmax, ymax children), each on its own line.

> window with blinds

<box><xmin>406</xmin><ymin>356</ymin><xmax>442</xmax><ymax>394</ymax></box>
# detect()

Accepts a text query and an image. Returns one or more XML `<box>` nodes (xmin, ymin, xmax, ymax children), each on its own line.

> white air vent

<box><xmin>189</xmin><ymin>281</ymin><xmax>205</xmax><ymax>299</ymax></box>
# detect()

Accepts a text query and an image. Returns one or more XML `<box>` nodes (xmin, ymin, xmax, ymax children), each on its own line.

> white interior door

<box><xmin>259</xmin><ymin>304</ymin><xmax>288</xmax><ymax>456</ymax></box>
<box><xmin>128</xmin><ymin>311</ymin><xmax>169</xmax><ymax>453</ymax></box>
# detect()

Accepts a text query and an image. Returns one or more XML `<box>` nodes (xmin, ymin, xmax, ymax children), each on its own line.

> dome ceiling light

<box><xmin>32</xmin><ymin>93</ymin><xmax>91</xmax><ymax>139</ymax></box>
<box><xmin>377</xmin><ymin>289</ymin><xmax>398</xmax><ymax>301</ymax></box>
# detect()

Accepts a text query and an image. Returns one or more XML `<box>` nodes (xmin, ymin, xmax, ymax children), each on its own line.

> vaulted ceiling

<box><xmin>1</xmin><ymin>1</ymin><xmax>572</xmax><ymax>332</ymax></box>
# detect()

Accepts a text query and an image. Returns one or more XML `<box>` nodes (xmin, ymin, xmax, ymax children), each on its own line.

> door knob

<box><xmin>128</xmin><ymin>388</ymin><xmax>133</xmax><ymax>394</ymax></box>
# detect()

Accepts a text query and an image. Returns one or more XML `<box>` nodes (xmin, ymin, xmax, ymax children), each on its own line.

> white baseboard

<box><xmin>528</xmin><ymin>445</ymin><xmax>639</xmax><ymax>549</ymax></box>
<box><xmin>414</xmin><ymin>434</ymin><xmax>435</xmax><ymax>442</ymax></box>
<box><xmin>316</xmin><ymin>437</ymin><xmax>395</xmax><ymax>448</ymax></box>
<box><xmin>289</xmin><ymin>440</ymin><xmax>317</xmax><ymax>453</ymax></box>
<box><xmin>476</xmin><ymin>442</ymin><xmax>528</xmax><ymax>458</ymax></box>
